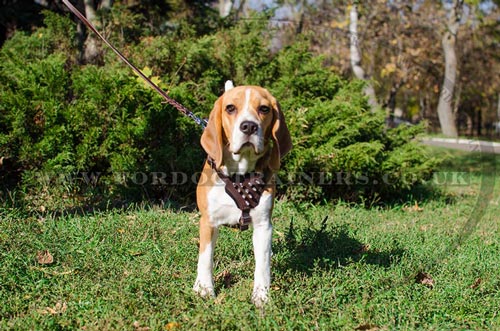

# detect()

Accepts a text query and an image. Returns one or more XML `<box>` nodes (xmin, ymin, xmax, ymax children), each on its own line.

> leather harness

<box><xmin>207</xmin><ymin>157</ymin><xmax>266</xmax><ymax>231</ymax></box>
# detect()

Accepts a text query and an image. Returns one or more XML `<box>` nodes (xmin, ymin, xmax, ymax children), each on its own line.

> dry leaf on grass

<box><xmin>353</xmin><ymin>243</ymin><xmax>371</xmax><ymax>254</ymax></box>
<box><xmin>40</xmin><ymin>302</ymin><xmax>67</xmax><ymax>315</ymax></box>
<box><xmin>470</xmin><ymin>277</ymin><xmax>482</xmax><ymax>289</ymax></box>
<box><xmin>165</xmin><ymin>322</ymin><xmax>180</xmax><ymax>330</ymax></box>
<box><xmin>415</xmin><ymin>272</ymin><xmax>434</xmax><ymax>288</ymax></box>
<box><xmin>355</xmin><ymin>323</ymin><xmax>379</xmax><ymax>330</ymax></box>
<box><xmin>403</xmin><ymin>201</ymin><xmax>423</xmax><ymax>212</ymax></box>
<box><xmin>133</xmin><ymin>321</ymin><xmax>150</xmax><ymax>331</ymax></box>
<box><xmin>37</xmin><ymin>250</ymin><xmax>54</xmax><ymax>265</ymax></box>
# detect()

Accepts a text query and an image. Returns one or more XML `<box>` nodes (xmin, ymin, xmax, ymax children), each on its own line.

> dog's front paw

<box><xmin>193</xmin><ymin>279</ymin><xmax>215</xmax><ymax>298</ymax></box>
<box><xmin>251</xmin><ymin>286</ymin><xmax>269</xmax><ymax>308</ymax></box>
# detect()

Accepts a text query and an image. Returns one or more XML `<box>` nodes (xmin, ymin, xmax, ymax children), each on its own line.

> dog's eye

<box><xmin>259</xmin><ymin>106</ymin><xmax>271</xmax><ymax>114</ymax></box>
<box><xmin>225</xmin><ymin>104</ymin><xmax>236</xmax><ymax>114</ymax></box>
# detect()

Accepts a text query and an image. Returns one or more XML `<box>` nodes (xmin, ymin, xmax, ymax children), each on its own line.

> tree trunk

<box><xmin>219</xmin><ymin>0</ymin><xmax>233</xmax><ymax>18</ymax></box>
<box><xmin>82</xmin><ymin>0</ymin><xmax>113</xmax><ymax>64</ymax></box>
<box><xmin>83</xmin><ymin>0</ymin><xmax>99</xmax><ymax>63</ymax></box>
<box><xmin>497</xmin><ymin>93</ymin><xmax>500</xmax><ymax>121</ymax></box>
<box><xmin>100</xmin><ymin>0</ymin><xmax>113</xmax><ymax>9</ymax></box>
<box><xmin>349</xmin><ymin>4</ymin><xmax>378</xmax><ymax>110</ymax></box>
<box><xmin>436</xmin><ymin>0</ymin><xmax>463</xmax><ymax>137</ymax></box>
<box><xmin>496</xmin><ymin>93</ymin><xmax>500</xmax><ymax>135</ymax></box>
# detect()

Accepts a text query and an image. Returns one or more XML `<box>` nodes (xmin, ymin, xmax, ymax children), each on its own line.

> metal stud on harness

<box><xmin>207</xmin><ymin>158</ymin><xmax>266</xmax><ymax>231</ymax></box>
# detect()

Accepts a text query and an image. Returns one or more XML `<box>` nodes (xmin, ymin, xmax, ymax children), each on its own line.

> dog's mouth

<box><xmin>233</xmin><ymin>142</ymin><xmax>266</xmax><ymax>157</ymax></box>
<box><xmin>233</xmin><ymin>142</ymin><xmax>254</xmax><ymax>154</ymax></box>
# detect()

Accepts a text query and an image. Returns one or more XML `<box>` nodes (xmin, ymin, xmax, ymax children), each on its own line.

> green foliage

<box><xmin>268</xmin><ymin>45</ymin><xmax>439</xmax><ymax>202</ymax></box>
<box><xmin>0</xmin><ymin>10</ymin><xmax>439</xmax><ymax>209</ymax></box>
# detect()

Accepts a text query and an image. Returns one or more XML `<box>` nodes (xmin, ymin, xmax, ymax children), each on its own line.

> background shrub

<box><xmin>0</xmin><ymin>11</ymin><xmax>439</xmax><ymax>210</ymax></box>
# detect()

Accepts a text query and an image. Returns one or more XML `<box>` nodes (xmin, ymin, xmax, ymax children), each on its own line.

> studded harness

<box><xmin>207</xmin><ymin>157</ymin><xmax>267</xmax><ymax>231</ymax></box>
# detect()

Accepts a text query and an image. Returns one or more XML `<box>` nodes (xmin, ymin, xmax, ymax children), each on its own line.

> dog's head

<box><xmin>201</xmin><ymin>81</ymin><xmax>292</xmax><ymax>171</ymax></box>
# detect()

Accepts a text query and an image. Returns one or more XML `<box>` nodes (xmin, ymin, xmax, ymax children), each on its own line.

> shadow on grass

<box><xmin>436</xmin><ymin>148</ymin><xmax>499</xmax><ymax>173</ymax></box>
<box><xmin>275</xmin><ymin>216</ymin><xmax>405</xmax><ymax>274</ymax></box>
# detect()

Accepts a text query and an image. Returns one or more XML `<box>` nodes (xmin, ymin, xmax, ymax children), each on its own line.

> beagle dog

<box><xmin>194</xmin><ymin>81</ymin><xmax>292</xmax><ymax>307</ymax></box>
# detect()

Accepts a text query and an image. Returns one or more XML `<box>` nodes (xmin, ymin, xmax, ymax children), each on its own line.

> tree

<box><xmin>82</xmin><ymin>0</ymin><xmax>113</xmax><ymax>63</ymax></box>
<box><xmin>349</xmin><ymin>3</ymin><xmax>378</xmax><ymax>109</ymax></box>
<box><xmin>436</xmin><ymin>0</ymin><xmax>463</xmax><ymax>137</ymax></box>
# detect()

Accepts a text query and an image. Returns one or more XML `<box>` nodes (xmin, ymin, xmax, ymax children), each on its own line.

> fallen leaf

<box><xmin>355</xmin><ymin>323</ymin><xmax>379</xmax><ymax>331</ymax></box>
<box><xmin>415</xmin><ymin>272</ymin><xmax>434</xmax><ymax>288</ymax></box>
<box><xmin>353</xmin><ymin>243</ymin><xmax>371</xmax><ymax>254</ymax></box>
<box><xmin>470</xmin><ymin>278</ymin><xmax>481</xmax><ymax>289</ymax></box>
<box><xmin>40</xmin><ymin>302</ymin><xmax>67</xmax><ymax>315</ymax></box>
<box><xmin>37</xmin><ymin>250</ymin><xmax>54</xmax><ymax>265</ymax></box>
<box><xmin>133</xmin><ymin>321</ymin><xmax>150</xmax><ymax>331</ymax></box>
<box><xmin>54</xmin><ymin>302</ymin><xmax>67</xmax><ymax>313</ymax></box>
<box><xmin>403</xmin><ymin>201</ymin><xmax>423</xmax><ymax>212</ymax></box>
<box><xmin>43</xmin><ymin>307</ymin><xmax>57</xmax><ymax>315</ymax></box>
<box><xmin>165</xmin><ymin>322</ymin><xmax>180</xmax><ymax>330</ymax></box>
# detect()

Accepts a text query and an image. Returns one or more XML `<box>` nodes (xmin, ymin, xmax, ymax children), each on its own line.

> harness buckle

<box><xmin>240</xmin><ymin>210</ymin><xmax>252</xmax><ymax>231</ymax></box>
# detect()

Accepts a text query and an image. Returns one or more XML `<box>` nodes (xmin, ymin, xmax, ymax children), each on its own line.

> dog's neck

<box><xmin>221</xmin><ymin>148</ymin><xmax>260</xmax><ymax>176</ymax></box>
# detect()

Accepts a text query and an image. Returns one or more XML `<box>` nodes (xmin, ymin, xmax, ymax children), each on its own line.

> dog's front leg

<box><xmin>251</xmin><ymin>216</ymin><xmax>272</xmax><ymax>307</ymax></box>
<box><xmin>193</xmin><ymin>217</ymin><xmax>218</xmax><ymax>298</ymax></box>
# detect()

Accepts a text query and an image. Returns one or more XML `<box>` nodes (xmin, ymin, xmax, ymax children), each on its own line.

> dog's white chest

<box><xmin>206</xmin><ymin>177</ymin><xmax>273</xmax><ymax>228</ymax></box>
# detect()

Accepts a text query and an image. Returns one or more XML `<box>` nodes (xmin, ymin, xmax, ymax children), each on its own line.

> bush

<box><xmin>0</xmin><ymin>11</ymin><xmax>439</xmax><ymax>210</ymax></box>
<box><xmin>266</xmin><ymin>48</ymin><xmax>440</xmax><ymax>201</ymax></box>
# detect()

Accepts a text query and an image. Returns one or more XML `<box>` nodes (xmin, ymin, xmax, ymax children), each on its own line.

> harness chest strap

<box><xmin>207</xmin><ymin>158</ymin><xmax>266</xmax><ymax>231</ymax></box>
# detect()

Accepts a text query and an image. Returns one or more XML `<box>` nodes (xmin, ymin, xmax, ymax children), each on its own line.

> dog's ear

<box><xmin>201</xmin><ymin>97</ymin><xmax>224</xmax><ymax>168</ymax></box>
<box><xmin>269</xmin><ymin>100</ymin><xmax>292</xmax><ymax>171</ymax></box>
<box><xmin>225</xmin><ymin>80</ymin><xmax>235</xmax><ymax>91</ymax></box>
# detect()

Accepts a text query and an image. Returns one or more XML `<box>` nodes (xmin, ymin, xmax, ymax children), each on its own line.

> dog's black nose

<box><xmin>240</xmin><ymin>121</ymin><xmax>258</xmax><ymax>135</ymax></box>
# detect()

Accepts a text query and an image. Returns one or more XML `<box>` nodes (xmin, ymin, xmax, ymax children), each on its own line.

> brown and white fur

<box><xmin>193</xmin><ymin>81</ymin><xmax>292</xmax><ymax>307</ymax></box>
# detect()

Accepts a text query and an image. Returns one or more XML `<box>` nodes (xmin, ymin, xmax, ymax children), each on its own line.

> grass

<box><xmin>1</xmin><ymin>147</ymin><xmax>499</xmax><ymax>330</ymax></box>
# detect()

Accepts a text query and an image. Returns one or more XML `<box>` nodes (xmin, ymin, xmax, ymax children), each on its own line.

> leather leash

<box><xmin>62</xmin><ymin>0</ymin><xmax>207</xmax><ymax>129</ymax></box>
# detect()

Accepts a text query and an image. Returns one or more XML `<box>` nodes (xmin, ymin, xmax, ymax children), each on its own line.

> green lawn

<box><xmin>1</xmin><ymin>147</ymin><xmax>499</xmax><ymax>330</ymax></box>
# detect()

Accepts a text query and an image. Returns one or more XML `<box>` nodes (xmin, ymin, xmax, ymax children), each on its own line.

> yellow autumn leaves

<box><xmin>134</xmin><ymin>66</ymin><xmax>167</xmax><ymax>90</ymax></box>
